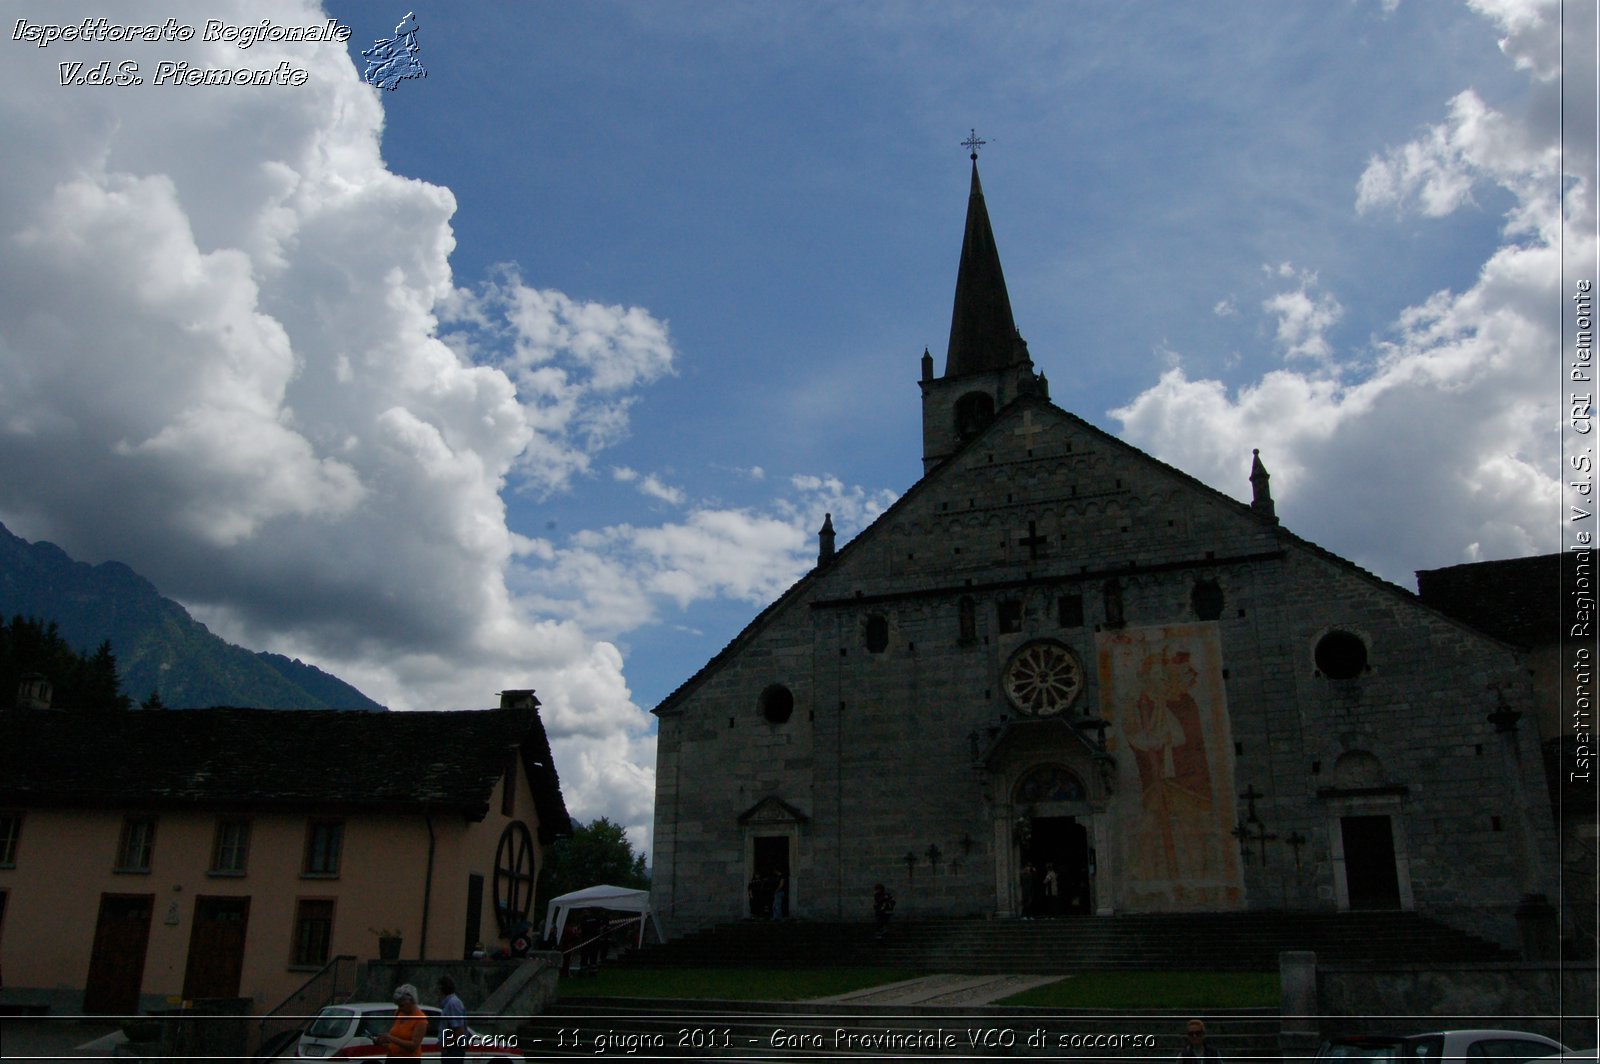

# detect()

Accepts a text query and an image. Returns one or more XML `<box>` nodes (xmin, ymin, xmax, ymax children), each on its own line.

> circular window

<box><xmin>1002</xmin><ymin>640</ymin><xmax>1084</xmax><ymax>716</ymax></box>
<box><xmin>1315</xmin><ymin>630</ymin><xmax>1368</xmax><ymax>679</ymax></box>
<box><xmin>759</xmin><ymin>683</ymin><xmax>795</xmax><ymax>724</ymax></box>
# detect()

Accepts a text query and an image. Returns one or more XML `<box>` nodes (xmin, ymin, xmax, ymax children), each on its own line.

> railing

<box><xmin>250</xmin><ymin>954</ymin><xmax>359</xmax><ymax>1057</ymax></box>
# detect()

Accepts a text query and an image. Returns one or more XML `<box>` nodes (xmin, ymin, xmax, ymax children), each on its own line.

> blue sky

<box><xmin>0</xmin><ymin>0</ymin><xmax>1590</xmax><ymax>851</ymax></box>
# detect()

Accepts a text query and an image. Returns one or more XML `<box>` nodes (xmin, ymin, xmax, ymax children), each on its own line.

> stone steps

<box><xmin>615</xmin><ymin>911</ymin><xmax>1513</xmax><ymax>972</ymax></box>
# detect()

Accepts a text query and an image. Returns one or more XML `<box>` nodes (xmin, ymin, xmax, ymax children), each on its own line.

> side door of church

<box><xmin>1340</xmin><ymin>815</ymin><xmax>1402</xmax><ymax>910</ymax></box>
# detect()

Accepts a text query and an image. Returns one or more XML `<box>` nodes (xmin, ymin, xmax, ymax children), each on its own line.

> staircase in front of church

<box><xmin>613</xmin><ymin>910</ymin><xmax>1515</xmax><ymax>972</ymax></box>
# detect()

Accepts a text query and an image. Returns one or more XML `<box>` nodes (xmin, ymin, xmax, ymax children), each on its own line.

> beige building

<box><xmin>0</xmin><ymin>692</ymin><xmax>569</xmax><ymax>1015</ymax></box>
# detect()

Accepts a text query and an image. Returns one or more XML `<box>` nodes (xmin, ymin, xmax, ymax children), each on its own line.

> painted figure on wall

<box><xmin>1099</xmin><ymin>624</ymin><xmax>1243</xmax><ymax>910</ymax></box>
<box><xmin>1123</xmin><ymin>647</ymin><xmax>1212</xmax><ymax>883</ymax></box>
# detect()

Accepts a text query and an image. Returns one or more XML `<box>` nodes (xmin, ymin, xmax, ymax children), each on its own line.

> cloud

<box><xmin>0</xmin><ymin>0</ymin><xmax>667</xmax><ymax>846</ymax></box>
<box><xmin>522</xmin><ymin>473</ymin><xmax>897</xmax><ymax>641</ymax></box>
<box><xmin>1261</xmin><ymin>269</ymin><xmax>1343</xmax><ymax>363</ymax></box>
<box><xmin>1110</xmin><ymin>0</ymin><xmax>1581</xmax><ymax>581</ymax></box>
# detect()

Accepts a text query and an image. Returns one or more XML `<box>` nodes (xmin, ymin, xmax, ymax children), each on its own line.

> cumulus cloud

<box><xmin>0</xmin><ymin>0</ymin><xmax>667</xmax><ymax>843</ymax></box>
<box><xmin>1261</xmin><ymin>268</ymin><xmax>1343</xmax><ymax>363</ymax></box>
<box><xmin>1112</xmin><ymin>0</ymin><xmax>1580</xmax><ymax>580</ymax></box>
<box><xmin>522</xmin><ymin>473</ymin><xmax>897</xmax><ymax>641</ymax></box>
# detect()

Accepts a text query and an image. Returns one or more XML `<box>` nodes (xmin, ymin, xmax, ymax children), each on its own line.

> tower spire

<box><xmin>944</xmin><ymin>150</ymin><xmax>1024</xmax><ymax>378</ymax></box>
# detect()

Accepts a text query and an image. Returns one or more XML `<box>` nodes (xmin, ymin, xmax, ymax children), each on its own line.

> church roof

<box><xmin>1416</xmin><ymin>553</ymin><xmax>1564</xmax><ymax>649</ymax></box>
<box><xmin>944</xmin><ymin>160</ymin><xmax>1024</xmax><ymax>378</ymax></box>
<box><xmin>0</xmin><ymin>704</ymin><xmax>572</xmax><ymax>837</ymax></box>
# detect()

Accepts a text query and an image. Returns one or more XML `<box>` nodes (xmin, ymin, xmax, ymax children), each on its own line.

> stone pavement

<box><xmin>813</xmin><ymin>972</ymin><xmax>1066</xmax><ymax>1007</ymax></box>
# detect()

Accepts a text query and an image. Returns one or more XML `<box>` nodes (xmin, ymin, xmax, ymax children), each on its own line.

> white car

<box><xmin>1395</xmin><ymin>1030</ymin><xmax>1568</xmax><ymax>1064</ymax></box>
<box><xmin>296</xmin><ymin>1002</ymin><xmax>519</xmax><ymax>1061</ymax></box>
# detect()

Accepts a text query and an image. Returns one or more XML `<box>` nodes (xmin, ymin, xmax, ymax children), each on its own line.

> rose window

<box><xmin>1003</xmin><ymin>640</ymin><xmax>1084</xmax><ymax>715</ymax></box>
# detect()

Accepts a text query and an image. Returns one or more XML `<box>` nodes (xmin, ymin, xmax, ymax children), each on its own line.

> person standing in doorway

<box><xmin>1042</xmin><ymin>863</ymin><xmax>1060</xmax><ymax>916</ymax></box>
<box><xmin>438</xmin><ymin>975</ymin><xmax>466</xmax><ymax>1062</ymax></box>
<box><xmin>771</xmin><ymin>871</ymin><xmax>787</xmax><ymax>920</ymax></box>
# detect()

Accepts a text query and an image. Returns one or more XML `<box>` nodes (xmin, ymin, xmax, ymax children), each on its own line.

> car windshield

<box><xmin>357</xmin><ymin>1010</ymin><xmax>398</xmax><ymax>1038</ymax></box>
<box><xmin>305</xmin><ymin>1008</ymin><xmax>356</xmax><ymax>1039</ymax></box>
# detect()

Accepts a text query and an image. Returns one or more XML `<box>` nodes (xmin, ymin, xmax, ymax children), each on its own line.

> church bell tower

<box><xmin>920</xmin><ymin>151</ymin><xmax>1047</xmax><ymax>473</ymax></box>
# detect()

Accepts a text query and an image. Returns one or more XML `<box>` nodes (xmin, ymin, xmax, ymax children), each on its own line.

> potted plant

<box><xmin>369</xmin><ymin>926</ymin><xmax>402</xmax><ymax>960</ymax></box>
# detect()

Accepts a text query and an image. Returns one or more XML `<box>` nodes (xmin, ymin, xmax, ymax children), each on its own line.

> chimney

<box><xmin>15</xmin><ymin>673</ymin><xmax>52</xmax><ymax>711</ymax></box>
<box><xmin>499</xmin><ymin>689</ymin><xmax>539</xmax><ymax>711</ymax></box>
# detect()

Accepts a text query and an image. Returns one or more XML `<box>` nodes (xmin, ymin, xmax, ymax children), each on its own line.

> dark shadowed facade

<box><xmin>649</xmin><ymin>162</ymin><xmax>1559</xmax><ymax>951</ymax></box>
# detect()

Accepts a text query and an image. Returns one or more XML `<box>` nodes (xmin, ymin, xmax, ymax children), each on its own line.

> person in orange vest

<box><xmin>371</xmin><ymin>984</ymin><xmax>427</xmax><ymax>1058</ymax></box>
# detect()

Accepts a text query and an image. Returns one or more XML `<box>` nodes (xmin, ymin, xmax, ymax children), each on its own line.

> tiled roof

<box><xmin>0</xmin><ymin>705</ymin><xmax>571</xmax><ymax>833</ymax></box>
<box><xmin>1415</xmin><ymin>553</ymin><xmax>1563</xmax><ymax>648</ymax></box>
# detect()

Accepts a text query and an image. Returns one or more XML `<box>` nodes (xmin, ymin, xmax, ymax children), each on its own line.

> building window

<box><xmin>1315</xmin><ymin>630</ymin><xmax>1369</xmax><ymax>679</ymax></box>
<box><xmin>958</xmin><ymin>596</ymin><xmax>977</xmax><ymax>643</ymax></box>
<box><xmin>292</xmin><ymin>899</ymin><xmax>335</xmax><ymax>967</ymax></box>
<box><xmin>997</xmin><ymin>599</ymin><xmax>1023</xmax><ymax>634</ymax></box>
<box><xmin>954</xmin><ymin>392</ymin><xmax>995</xmax><ymax>439</ymax></box>
<box><xmin>116</xmin><ymin>816</ymin><xmax>156</xmax><ymax>872</ymax></box>
<box><xmin>303</xmin><ymin>820</ymin><xmax>344</xmax><ymax>877</ymax></box>
<box><xmin>864</xmin><ymin>614</ymin><xmax>889</xmax><ymax>653</ymax></box>
<box><xmin>0</xmin><ymin>813</ymin><xmax>20</xmax><ymax>867</ymax></box>
<box><xmin>1057</xmin><ymin>594</ymin><xmax>1084</xmax><ymax>628</ymax></box>
<box><xmin>759</xmin><ymin>684</ymin><xmax>794</xmax><ymax>724</ymax></box>
<box><xmin>1192</xmin><ymin>579</ymin><xmax>1225</xmax><ymax>621</ymax></box>
<box><xmin>211</xmin><ymin>819</ymin><xmax>251</xmax><ymax>875</ymax></box>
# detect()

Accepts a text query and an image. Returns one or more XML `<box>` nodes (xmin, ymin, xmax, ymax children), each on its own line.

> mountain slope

<box><xmin>0</xmin><ymin>522</ymin><xmax>384</xmax><ymax>710</ymax></box>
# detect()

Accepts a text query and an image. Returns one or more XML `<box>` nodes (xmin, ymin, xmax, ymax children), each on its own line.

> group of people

<box><xmin>373</xmin><ymin>978</ymin><xmax>466</xmax><ymax>1059</ymax></box>
<box><xmin>747</xmin><ymin>868</ymin><xmax>789</xmax><ymax>919</ymax></box>
<box><xmin>1018</xmin><ymin>860</ymin><xmax>1088</xmax><ymax>917</ymax></box>
<box><xmin>553</xmin><ymin>908</ymin><xmax>614</xmax><ymax>976</ymax></box>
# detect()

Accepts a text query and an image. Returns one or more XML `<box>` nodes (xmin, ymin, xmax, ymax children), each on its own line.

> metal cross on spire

<box><xmin>961</xmin><ymin>128</ymin><xmax>987</xmax><ymax>160</ymax></box>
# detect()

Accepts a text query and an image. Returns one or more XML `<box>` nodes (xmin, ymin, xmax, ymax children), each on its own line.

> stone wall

<box><xmin>1317</xmin><ymin>962</ymin><xmax>1598</xmax><ymax>1049</ymax></box>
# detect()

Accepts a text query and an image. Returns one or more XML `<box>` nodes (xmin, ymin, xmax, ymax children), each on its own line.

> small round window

<box><xmin>1314</xmin><ymin>630</ymin><xmax>1368</xmax><ymax>679</ymax></box>
<box><xmin>759</xmin><ymin>683</ymin><xmax>795</xmax><ymax>724</ymax></box>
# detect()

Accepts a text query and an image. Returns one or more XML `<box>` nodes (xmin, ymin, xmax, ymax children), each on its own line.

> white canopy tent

<box><xmin>542</xmin><ymin>884</ymin><xmax>667</xmax><ymax>948</ymax></box>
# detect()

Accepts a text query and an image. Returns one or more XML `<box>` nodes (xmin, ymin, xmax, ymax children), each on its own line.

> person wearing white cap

<box><xmin>371</xmin><ymin>984</ymin><xmax>426</xmax><ymax>1057</ymax></box>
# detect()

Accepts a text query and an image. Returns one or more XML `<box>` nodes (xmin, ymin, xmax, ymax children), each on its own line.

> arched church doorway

<box><xmin>1340</xmin><ymin>815</ymin><xmax>1401</xmax><ymax>910</ymax></box>
<box><xmin>1022</xmin><ymin>816</ymin><xmax>1091</xmax><ymax>916</ymax></box>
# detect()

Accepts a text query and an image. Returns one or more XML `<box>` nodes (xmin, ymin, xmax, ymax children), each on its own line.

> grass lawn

<box><xmin>997</xmin><ymin>971</ymin><xmax>1280</xmax><ymax>1009</ymax></box>
<box><xmin>558</xmin><ymin>967</ymin><xmax>921</xmax><ymax>1001</ymax></box>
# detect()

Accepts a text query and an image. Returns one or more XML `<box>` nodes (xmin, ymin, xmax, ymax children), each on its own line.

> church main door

<box><xmin>1023</xmin><ymin>816</ymin><xmax>1091</xmax><ymax>916</ymax></box>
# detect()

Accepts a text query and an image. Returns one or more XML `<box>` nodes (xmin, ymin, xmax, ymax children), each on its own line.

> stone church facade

<box><xmin>650</xmin><ymin>160</ymin><xmax>1558</xmax><ymax>950</ymax></box>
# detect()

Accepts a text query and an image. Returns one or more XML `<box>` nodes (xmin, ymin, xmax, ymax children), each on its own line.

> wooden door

<box><xmin>182</xmin><ymin>896</ymin><xmax>250</xmax><ymax>1000</ymax></box>
<box><xmin>83</xmin><ymin>894</ymin><xmax>153</xmax><ymax>1015</ymax></box>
